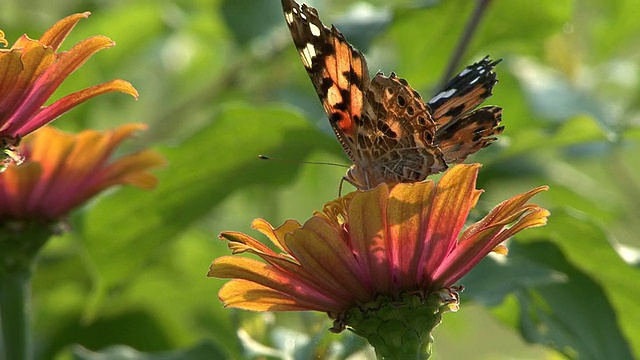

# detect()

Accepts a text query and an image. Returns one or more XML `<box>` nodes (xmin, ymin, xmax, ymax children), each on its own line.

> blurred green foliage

<box><xmin>1</xmin><ymin>0</ymin><xmax>640</xmax><ymax>359</ymax></box>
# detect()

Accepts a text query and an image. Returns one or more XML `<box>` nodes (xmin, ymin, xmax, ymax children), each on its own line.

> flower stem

<box><xmin>437</xmin><ymin>0</ymin><xmax>493</xmax><ymax>90</ymax></box>
<box><xmin>0</xmin><ymin>265</ymin><xmax>32</xmax><ymax>360</ymax></box>
<box><xmin>0</xmin><ymin>221</ymin><xmax>55</xmax><ymax>360</ymax></box>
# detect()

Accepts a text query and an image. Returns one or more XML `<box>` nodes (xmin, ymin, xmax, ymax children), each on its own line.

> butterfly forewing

<box><xmin>427</xmin><ymin>57</ymin><xmax>500</xmax><ymax>126</ymax></box>
<box><xmin>282</xmin><ymin>0</ymin><xmax>367</xmax><ymax>161</ymax></box>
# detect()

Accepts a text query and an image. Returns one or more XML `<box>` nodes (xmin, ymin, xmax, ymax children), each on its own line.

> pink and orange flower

<box><xmin>209</xmin><ymin>164</ymin><xmax>549</xmax><ymax>355</ymax></box>
<box><xmin>0</xmin><ymin>124</ymin><xmax>165</xmax><ymax>222</ymax></box>
<box><xmin>0</xmin><ymin>12</ymin><xmax>137</xmax><ymax>170</ymax></box>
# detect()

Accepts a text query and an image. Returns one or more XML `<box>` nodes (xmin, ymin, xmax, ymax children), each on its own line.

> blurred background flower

<box><xmin>0</xmin><ymin>124</ymin><xmax>164</xmax><ymax>222</ymax></box>
<box><xmin>0</xmin><ymin>12</ymin><xmax>137</xmax><ymax>170</ymax></box>
<box><xmin>0</xmin><ymin>124</ymin><xmax>164</xmax><ymax>360</ymax></box>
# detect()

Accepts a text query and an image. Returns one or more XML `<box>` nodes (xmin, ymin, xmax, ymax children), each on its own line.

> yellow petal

<box><xmin>210</xmin><ymin>257</ymin><xmax>342</xmax><ymax>311</ymax></box>
<box><xmin>347</xmin><ymin>183</ymin><xmax>392</xmax><ymax>292</ymax></box>
<box><xmin>252</xmin><ymin>218</ymin><xmax>301</xmax><ymax>253</ymax></box>
<box><xmin>492</xmin><ymin>244</ymin><xmax>508</xmax><ymax>255</ymax></box>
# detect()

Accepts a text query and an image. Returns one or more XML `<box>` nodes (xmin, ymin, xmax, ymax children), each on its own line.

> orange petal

<box><xmin>218</xmin><ymin>280</ymin><xmax>330</xmax><ymax>311</ymax></box>
<box><xmin>0</xmin><ymin>45</ymin><xmax>56</xmax><ymax>123</ymax></box>
<box><xmin>496</xmin><ymin>207</ymin><xmax>551</xmax><ymax>240</ymax></box>
<box><xmin>386</xmin><ymin>180</ymin><xmax>437</xmax><ymax>290</ymax></box>
<box><xmin>0</xmin><ymin>49</ymin><xmax>27</xmax><ymax>119</ymax></box>
<box><xmin>59</xmin><ymin>124</ymin><xmax>145</xmax><ymax>180</ymax></box>
<box><xmin>97</xmin><ymin>149</ymin><xmax>166</xmax><ymax>190</ymax></box>
<box><xmin>38</xmin><ymin>12</ymin><xmax>91</xmax><ymax>51</ymax></box>
<box><xmin>25</xmin><ymin>127</ymin><xmax>75</xmax><ymax>188</ymax></box>
<box><xmin>418</xmin><ymin>164</ymin><xmax>482</xmax><ymax>283</ymax></box>
<box><xmin>6</xmin><ymin>36</ymin><xmax>115</xmax><ymax>134</ymax></box>
<box><xmin>0</xmin><ymin>162</ymin><xmax>42</xmax><ymax>218</ymax></box>
<box><xmin>24</xmin><ymin>79</ymin><xmax>138</xmax><ymax>135</ymax></box>
<box><xmin>209</xmin><ymin>256</ymin><xmax>342</xmax><ymax>312</ymax></box>
<box><xmin>460</xmin><ymin>186</ymin><xmax>549</xmax><ymax>240</ymax></box>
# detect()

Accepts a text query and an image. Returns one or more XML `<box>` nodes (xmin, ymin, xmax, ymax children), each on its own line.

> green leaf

<box><xmin>510</xmin><ymin>208</ymin><xmax>640</xmax><ymax>359</ymax></box>
<box><xmin>505</xmin><ymin>240</ymin><xmax>633</xmax><ymax>360</ymax></box>
<box><xmin>461</xmin><ymin>254</ymin><xmax>565</xmax><ymax>307</ymax></box>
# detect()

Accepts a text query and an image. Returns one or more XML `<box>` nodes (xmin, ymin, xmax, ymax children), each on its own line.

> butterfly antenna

<box><xmin>258</xmin><ymin>155</ymin><xmax>349</xmax><ymax>168</ymax></box>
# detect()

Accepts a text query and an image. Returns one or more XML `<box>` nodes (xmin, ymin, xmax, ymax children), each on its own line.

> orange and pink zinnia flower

<box><xmin>209</xmin><ymin>164</ymin><xmax>549</xmax><ymax>330</ymax></box>
<box><xmin>0</xmin><ymin>12</ymin><xmax>137</xmax><ymax>169</ymax></box>
<box><xmin>0</xmin><ymin>124</ymin><xmax>165</xmax><ymax>221</ymax></box>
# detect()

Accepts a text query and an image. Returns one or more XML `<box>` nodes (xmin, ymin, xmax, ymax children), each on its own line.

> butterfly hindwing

<box><xmin>435</xmin><ymin>106</ymin><xmax>503</xmax><ymax>163</ymax></box>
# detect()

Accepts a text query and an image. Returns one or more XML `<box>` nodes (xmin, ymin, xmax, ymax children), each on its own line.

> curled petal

<box><xmin>38</xmin><ymin>12</ymin><xmax>91</xmax><ymax>50</ymax></box>
<box><xmin>431</xmin><ymin>186</ymin><xmax>550</xmax><ymax>286</ymax></box>
<box><xmin>0</xmin><ymin>30</ymin><xmax>7</xmax><ymax>47</ymax></box>
<box><xmin>220</xmin><ymin>230</ymin><xmax>280</xmax><ymax>256</ymax></box>
<box><xmin>252</xmin><ymin>218</ymin><xmax>301</xmax><ymax>253</ymax></box>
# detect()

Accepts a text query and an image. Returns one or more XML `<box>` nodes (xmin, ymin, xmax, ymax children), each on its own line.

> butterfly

<box><xmin>282</xmin><ymin>0</ymin><xmax>503</xmax><ymax>190</ymax></box>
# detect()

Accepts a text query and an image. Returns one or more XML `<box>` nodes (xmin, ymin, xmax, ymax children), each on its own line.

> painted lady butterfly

<box><xmin>282</xmin><ymin>0</ymin><xmax>503</xmax><ymax>190</ymax></box>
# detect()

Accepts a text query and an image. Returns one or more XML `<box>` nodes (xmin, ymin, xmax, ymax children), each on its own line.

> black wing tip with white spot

<box><xmin>426</xmin><ymin>56</ymin><xmax>501</xmax><ymax>110</ymax></box>
<box><xmin>450</xmin><ymin>55</ymin><xmax>500</xmax><ymax>90</ymax></box>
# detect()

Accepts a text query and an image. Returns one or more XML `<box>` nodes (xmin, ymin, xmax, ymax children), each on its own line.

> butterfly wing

<box><xmin>281</xmin><ymin>0</ymin><xmax>369</xmax><ymax>167</ymax></box>
<box><xmin>282</xmin><ymin>0</ymin><xmax>448</xmax><ymax>189</ymax></box>
<box><xmin>427</xmin><ymin>57</ymin><xmax>504</xmax><ymax>163</ymax></box>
